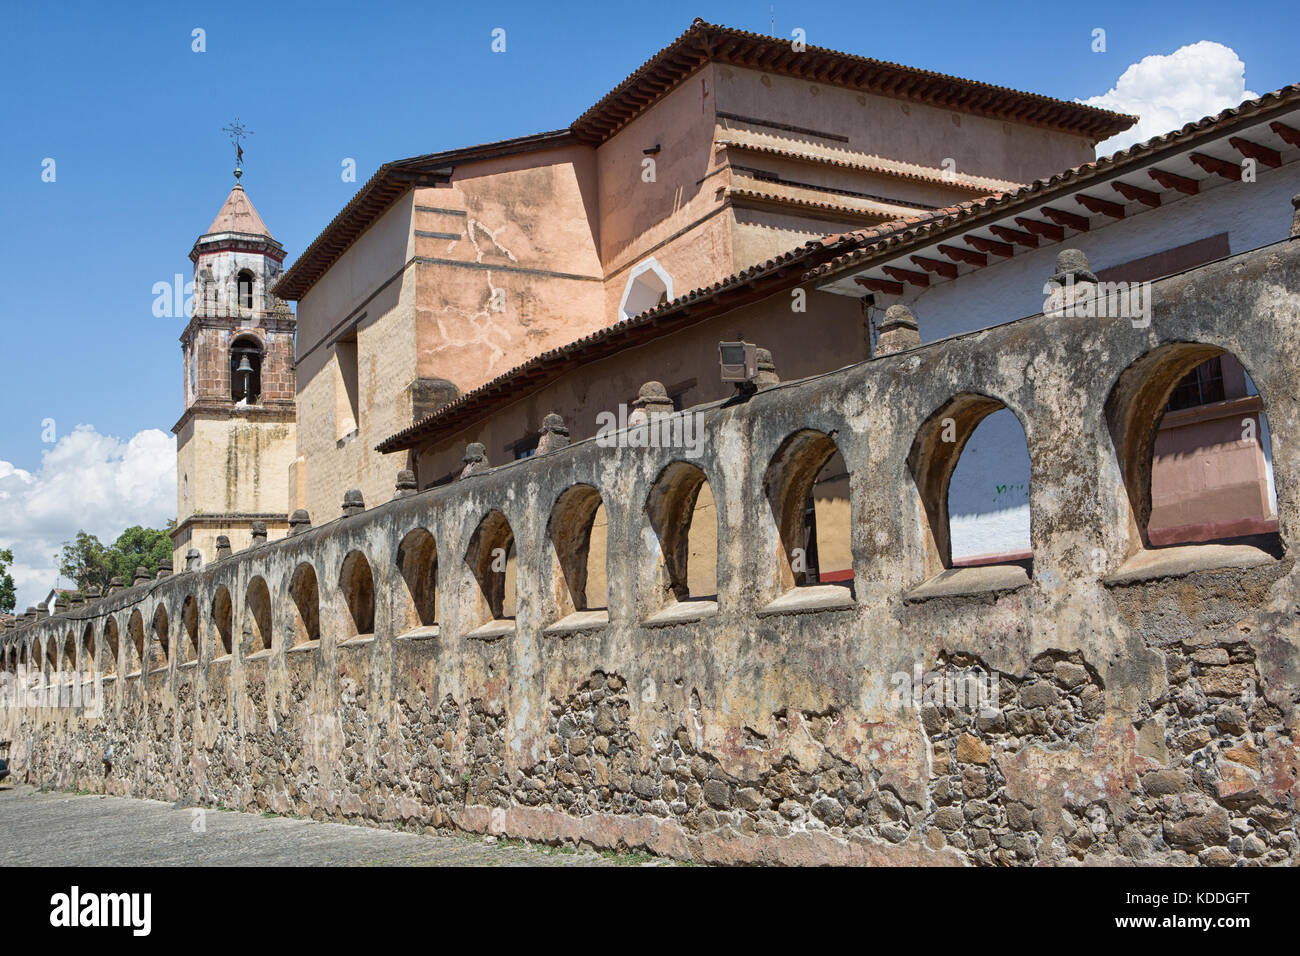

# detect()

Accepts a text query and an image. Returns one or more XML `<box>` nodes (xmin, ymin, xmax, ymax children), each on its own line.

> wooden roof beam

<box><xmin>1014</xmin><ymin>216</ymin><xmax>1064</xmax><ymax>242</ymax></box>
<box><xmin>964</xmin><ymin>234</ymin><xmax>1014</xmax><ymax>257</ymax></box>
<box><xmin>1041</xmin><ymin>206</ymin><xmax>1090</xmax><ymax>232</ymax></box>
<box><xmin>1075</xmin><ymin>193</ymin><xmax>1125</xmax><ymax>219</ymax></box>
<box><xmin>1228</xmin><ymin>136</ymin><xmax>1282</xmax><ymax>168</ymax></box>
<box><xmin>1189</xmin><ymin>152</ymin><xmax>1244</xmax><ymax>182</ymax></box>
<box><xmin>938</xmin><ymin>243</ymin><xmax>986</xmax><ymax>267</ymax></box>
<box><xmin>1148</xmin><ymin>167</ymin><xmax>1199</xmax><ymax>195</ymax></box>
<box><xmin>989</xmin><ymin>224</ymin><xmax>1038</xmax><ymax>248</ymax></box>
<box><xmin>1270</xmin><ymin>121</ymin><xmax>1300</xmax><ymax>148</ymax></box>
<box><xmin>1111</xmin><ymin>181</ymin><xmax>1161</xmax><ymax>208</ymax></box>
<box><xmin>855</xmin><ymin>276</ymin><xmax>904</xmax><ymax>295</ymax></box>
<box><xmin>881</xmin><ymin>265</ymin><xmax>930</xmax><ymax>287</ymax></box>
<box><xmin>910</xmin><ymin>255</ymin><xmax>958</xmax><ymax>279</ymax></box>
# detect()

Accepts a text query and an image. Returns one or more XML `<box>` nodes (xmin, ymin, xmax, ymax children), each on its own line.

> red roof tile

<box><xmin>808</xmin><ymin>82</ymin><xmax>1300</xmax><ymax>280</ymax></box>
<box><xmin>374</xmin><ymin>82</ymin><xmax>1300</xmax><ymax>454</ymax></box>
<box><xmin>276</xmin><ymin>20</ymin><xmax>1134</xmax><ymax>302</ymax></box>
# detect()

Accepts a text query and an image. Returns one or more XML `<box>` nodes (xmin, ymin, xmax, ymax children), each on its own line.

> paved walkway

<box><xmin>0</xmin><ymin>784</ymin><xmax>654</xmax><ymax>866</ymax></box>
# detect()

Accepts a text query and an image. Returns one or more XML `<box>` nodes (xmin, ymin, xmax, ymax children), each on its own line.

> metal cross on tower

<box><xmin>221</xmin><ymin>118</ymin><xmax>254</xmax><ymax>183</ymax></box>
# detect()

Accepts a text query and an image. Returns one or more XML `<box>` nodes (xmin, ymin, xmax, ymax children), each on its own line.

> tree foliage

<box><xmin>0</xmin><ymin>548</ymin><xmax>15</xmax><ymax>614</ymax></box>
<box><xmin>58</xmin><ymin>526</ymin><xmax>173</xmax><ymax>593</ymax></box>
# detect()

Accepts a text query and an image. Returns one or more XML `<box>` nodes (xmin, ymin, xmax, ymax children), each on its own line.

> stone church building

<box><xmin>10</xmin><ymin>19</ymin><xmax>1300</xmax><ymax>868</ymax></box>
<box><xmin>174</xmin><ymin>19</ymin><xmax>1289</xmax><ymax>590</ymax></box>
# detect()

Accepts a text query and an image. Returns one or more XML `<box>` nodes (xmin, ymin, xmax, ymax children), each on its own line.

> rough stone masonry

<box><xmin>2</xmin><ymin>237</ymin><xmax>1298</xmax><ymax>866</ymax></box>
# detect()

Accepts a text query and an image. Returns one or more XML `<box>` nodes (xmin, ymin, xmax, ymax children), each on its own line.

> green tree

<box><xmin>0</xmin><ymin>548</ymin><xmax>15</xmax><ymax>614</ymax></box>
<box><xmin>103</xmin><ymin>525</ymin><xmax>173</xmax><ymax>584</ymax></box>
<box><xmin>59</xmin><ymin>525</ymin><xmax>174</xmax><ymax>592</ymax></box>
<box><xmin>59</xmin><ymin>531</ymin><xmax>111</xmax><ymax>593</ymax></box>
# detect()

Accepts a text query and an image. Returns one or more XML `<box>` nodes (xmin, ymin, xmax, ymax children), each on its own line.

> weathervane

<box><xmin>221</xmin><ymin>117</ymin><xmax>254</xmax><ymax>183</ymax></box>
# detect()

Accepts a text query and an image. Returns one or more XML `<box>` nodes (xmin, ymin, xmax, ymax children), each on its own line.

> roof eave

<box><xmin>273</xmin><ymin>129</ymin><xmax>577</xmax><ymax>301</ymax></box>
<box><xmin>808</xmin><ymin>83</ymin><xmax>1300</xmax><ymax>287</ymax></box>
<box><xmin>373</xmin><ymin>232</ymin><xmax>886</xmax><ymax>454</ymax></box>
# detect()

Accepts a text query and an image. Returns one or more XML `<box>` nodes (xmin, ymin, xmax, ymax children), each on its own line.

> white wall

<box><xmin>904</xmin><ymin>167</ymin><xmax>1299</xmax><ymax>560</ymax></box>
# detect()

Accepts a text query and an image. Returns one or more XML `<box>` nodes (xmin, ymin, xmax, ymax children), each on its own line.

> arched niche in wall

<box><xmin>908</xmin><ymin>393</ymin><xmax>1034</xmax><ymax>593</ymax></box>
<box><xmin>339</xmin><ymin>551</ymin><xmax>376</xmax><ymax>638</ymax></box>
<box><xmin>547</xmin><ymin>484</ymin><xmax>609</xmax><ymax>624</ymax></box>
<box><xmin>1105</xmin><ymin>342</ymin><xmax>1282</xmax><ymax>564</ymax></box>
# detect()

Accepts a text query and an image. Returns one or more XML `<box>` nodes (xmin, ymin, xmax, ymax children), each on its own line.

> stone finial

<box><xmin>54</xmin><ymin>595</ymin><xmax>70</xmax><ymax>614</ymax></box>
<box><xmin>342</xmin><ymin>489</ymin><xmax>365</xmax><ymax>517</ymax></box>
<box><xmin>70</xmin><ymin>592</ymin><xmax>85</xmax><ymax>606</ymax></box>
<box><xmin>133</xmin><ymin>567</ymin><xmax>150</xmax><ymax>586</ymax></box>
<box><xmin>156</xmin><ymin>560</ymin><xmax>173</xmax><ymax>579</ymax></box>
<box><xmin>107</xmin><ymin>577</ymin><xmax>124</xmax><ymax>594</ymax></box>
<box><xmin>1045</xmin><ymin>248</ymin><xmax>1100</xmax><ymax>317</ymax></box>
<box><xmin>1291</xmin><ymin>193</ymin><xmax>1300</xmax><ymax>238</ymax></box>
<box><xmin>289</xmin><ymin>509</ymin><xmax>312</xmax><ymax>535</ymax></box>
<box><xmin>250</xmin><ymin>522</ymin><xmax>268</xmax><ymax>546</ymax></box>
<box><xmin>1051</xmin><ymin>248</ymin><xmax>1099</xmax><ymax>284</ymax></box>
<box><xmin>537</xmin><ymin>413</ymin><xmax>570</xmax><ymax>455</ymax></box>
<box><xmin>394</xmin><ymin>470</ymin><xmax>418</xmax><ymax>498</ymax></box>
<box><xmin>754</xmin><ymin>348</ymin><xmax>780</xmax><ymax>387</ymax></box>
<box><xmin>36</xmin><ymin>602</ymin><xmax>48</xmax><ymax>619</ymax></box>
<box><xmin>628</xmin><ymin>381</ymin><xmax>675</xmax><ymax>425</ymax></box>
<box><xmin>87</xmin><ymin>585</ymin><xmax>102</xmax><ymax>600</ymax></box>
<box><xmin>215</xmin><ymin>536</ymin><xmax>232</xmax><ymax>560</ymax></box>
<box><xmin>460</xmin><ymin>443</ymin><xmax>488</xmax><ymax>479</ymax></box>
<box><xmin>185</xmin><ymin>549</ymin><xmax>202</xmax><ymax>571</ymax></box>
<box><xmin>875</xmin><ymin>304</ymin><xmax>921</xmax><ymax>357</ymax></box>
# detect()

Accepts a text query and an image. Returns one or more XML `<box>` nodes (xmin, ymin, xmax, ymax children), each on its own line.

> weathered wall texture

<box><xmin>411</xmin><ymin>286</ymin><xmax>865</xmax><ymax>484</ymax></box>
<box><xmin>293</xmin><ymin>197</ymin><xmax>416</xmax><ymax>523</ymax></box>
<box><xmin>5</xmin><ymin>240</ymin><xmax>1298</xmax><ymax>866</ymax></box>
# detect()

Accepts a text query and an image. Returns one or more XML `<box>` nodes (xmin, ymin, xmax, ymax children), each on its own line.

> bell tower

<box><xmin>171</xmin><ymin>160</ymin><xmax>298</xmax><ymax>567</ymax></box>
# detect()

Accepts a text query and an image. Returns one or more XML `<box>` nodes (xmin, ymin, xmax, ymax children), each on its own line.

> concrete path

<box><xmin>0</xmin><ymin>784</ymin><xmax>657</xmax><ymax>866</ymax></box>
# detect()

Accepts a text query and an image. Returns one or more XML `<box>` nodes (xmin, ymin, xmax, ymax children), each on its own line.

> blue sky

<box><xmin>0</xmin><ymin>0</ymin><xmax>1296</xmax><ymax>605</ymax></box>
<box><xmin>2</xmin><ymin>0</ymin><xmax>1297</xmax><ymax>472</ymax></box>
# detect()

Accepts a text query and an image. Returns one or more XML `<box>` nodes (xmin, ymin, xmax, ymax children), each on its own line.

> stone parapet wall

<box><xmin>3</xmin><ymin>238</ymin><xmax>1299</xmax><ymax>865</ymax></box>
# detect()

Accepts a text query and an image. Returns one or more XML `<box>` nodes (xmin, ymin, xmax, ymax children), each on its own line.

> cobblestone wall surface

<box><xmin>4</xmin><ymin>240</ymin><xmax>1299</xmax><ymax>865</ymax></box>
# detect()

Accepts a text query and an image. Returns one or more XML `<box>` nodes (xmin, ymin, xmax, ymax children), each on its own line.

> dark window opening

<box><xmin>237</xmin><ymin>270</ymin><xmax>255</xmax><ymax>311</ymax></box>
<box><xmin>1167</xmin><ymin>357</ymin><xmax>1226</xmax><ymax>411</ymax></box>
<box><xmin>510</xmin><ymin>434</ymin><xmax>540</xmax><ymax>460</ymax></box>
<box><xmin>800</xmin><ymin>494</ymin><xmax>822</xmax><ymax>584</ymax></box>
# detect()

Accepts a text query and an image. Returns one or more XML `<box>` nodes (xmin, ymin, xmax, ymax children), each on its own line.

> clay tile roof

<box><xmin>375</xmin><ymin>211</ymin><xmax>948</xmax><ymax>455</ymax></box>
<box><xmin>808</xmin><ymin>82</ymin><xmax>1300</xmax><ymax>281</ymax></box>
<box><xmin>373</xmin><ymin>80</ymin><xmax>1300</xmax><ymax>455</ymax></box>
<box><xmin>273</xmin><ymin>129</ymin><xmax>575</xmax><ymax>301</ymax></box>
<box><xmin>718</xmin><ymin>140</ymin><xmax>1018</xmax><ymax>195</ymax></box>
<box><xmin>204</xmin><ymin>184</ymin><xmax>273</xmax><ymax>238</ymax></box>
<box><xmin>572</xmin><ymin>19</ymin><xmax>1136</xmax><ymax>144</ymax></box>
<box><xmin>276</xmin><ymin>20</ymin><xmax>1135</xmax><ymax>302</ymax></box>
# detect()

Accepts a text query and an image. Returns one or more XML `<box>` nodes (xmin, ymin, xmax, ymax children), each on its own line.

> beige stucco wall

<box><xmin>176</xmin><ymin>414</ymin><xmax>297</xmax><ymax>518</ymax></box>
<box><xmin>173</xmin><ymin>411</ymin><xmax>297</xmax><ymax>567</ymax></box>
<box><xmin>410</xmin><ymin>145</ymin><xmax>606</xmax><ymax>391</ymax></box>
<box><xmin>714</xmin><ymin>65</ymin><xmax>1096</xmax><ymax>186</ymax></box>
<box><xmin>596</xmin><ymin>63</ymin><xmax>734</xmax><ymax>321</ymax></box>
<box><xmin>294</xmin><ymin>196</ymin><xmax>417</xmax><ymax>526</ymax></box>
<box><xmin>411</xmin><ymin>285</ymin><xmax>865</xmax><ymax>482</ymax></box>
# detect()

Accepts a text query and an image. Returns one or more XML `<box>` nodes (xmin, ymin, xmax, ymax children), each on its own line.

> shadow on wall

<box><xmin>945</xmin><ymin>353</ymin><xmax>1280</xmax><ymax>562</ymax></box>
<box><xmin>1148</xmin><ymin>356</ymin><xmax>1279</xmax><ymax>546</ymax></box>
<box><xmin>949</xmin><ymin>408</ymin><xmax>1032</xmax><ymax>565</ymax></box>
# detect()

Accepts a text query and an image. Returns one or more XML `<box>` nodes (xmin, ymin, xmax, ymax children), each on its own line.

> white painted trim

<box><xmin>618</xmin><ymin>257</ymin><xmax>674</xmax><ymax>321</ymax></box>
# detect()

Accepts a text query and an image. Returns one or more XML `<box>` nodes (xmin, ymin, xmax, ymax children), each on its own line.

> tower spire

<box><xmin>221</xmin><ymin>117</ymin><xmax>254</xmax><ymax>184</ymax></box>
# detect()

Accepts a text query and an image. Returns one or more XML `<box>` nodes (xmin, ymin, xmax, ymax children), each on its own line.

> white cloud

<box><xmin>0</xmin><ymin>426</ymin><xmax>176</xmax><ymax>612</ymax></box>
<box><xmin>1080</xmin><ymin>41</ymin><xmax>1257</xmax><ymax>155</ymax></box>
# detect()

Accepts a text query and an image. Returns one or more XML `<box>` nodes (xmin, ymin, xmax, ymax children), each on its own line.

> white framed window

<box><xmin>618</xmin><ymin>258</ymin><xmax>673</xmax><ymax>321</ymax></box>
